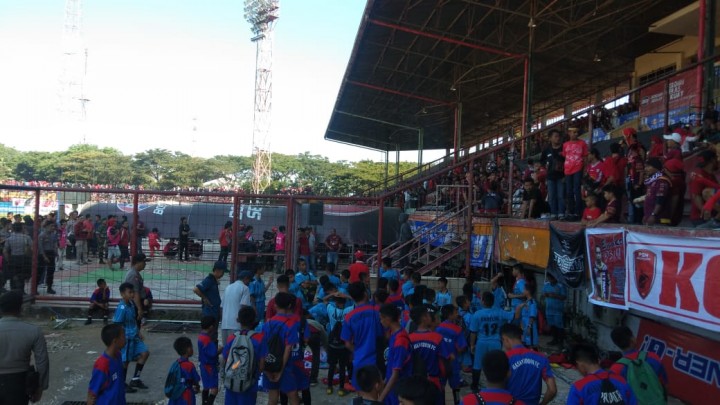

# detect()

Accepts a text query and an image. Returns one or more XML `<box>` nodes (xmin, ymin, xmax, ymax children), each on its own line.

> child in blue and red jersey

<box><xmin>456</xmin><ymin>296</ymin><xmax>474</xmax><ymax>373</ymax></box>
<box><xmin>437</xmin><ymin>304</ymin><xmax>468</xmax><ymax>405</ymax></box>
<box><xmin>262</xmin><ymin>291</ymin><xmax>301</xmax><ymax>405</ymax></box>
<box><xmin>385</xmin><ymin>279</ymin><xmax>405</xmax><ymax>312</ymax></box>
<box><xmin>378</xmin><ymin>304</ymin><xmax>412</xmax><ymax>405</ymax></box>
<box><xmin>567</xmin><ymin>343</ymin><xmax>637</xmax><ymax>405</ymax></box>
<box><xmin>87</xmin><ymin>324</ymin><xmax>126</xmax><ymax>405</ymax></box>
<box><xmin>434</xmin><ymin>277</ymin><xmax>452</xmax><ymax>307</ymax></box>
<box><xmin>198</xmin><ymin>316</ymin><xmax>220</xmax><ymax>405</ymax></box>
<box><xmin>520</xmin><ymin>282</ymin><xmax>539</xmax><ymax>350</ymax></box>
<box><xmin>223</xmin><ymin>306</ymin><xmax>265</xmax><ymax>405</ymax></box>
<box><xmin>461</xmin><ymin>350</ymin><xmax>526</xmax><ymax>405</ymax></box>
<box><xmin>169</xmin><ymin>337</ymin><xmax>201</xmax><ymax>405</ymax></box>
<box><xmin>86</xmin><ymin>278</ymin><xmax>111</xmax><ymax>325</ymax></box>
<box><xmin>500</xmin><ymin>324</ymin><xmax>557</xmax><ymax>405</ymax></box>
<box><xmin>609</xmin><ymin>326</ymin><xmax>668</xmax><ymax>393</ymax></box>
<box><xmin>341</xmin><ymin>282</ymin><xmax>384</xmax><ymax>391</ymax></box>
<box><xmin>408</xmin><ymin>305</ymin><xmax>454</xmax><ymax>405</ymax></box>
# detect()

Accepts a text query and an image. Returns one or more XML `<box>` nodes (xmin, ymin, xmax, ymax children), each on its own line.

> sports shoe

<box><xmin>326</xmin><ymin>388</ymin><xmax>333</xmax><ymax>395</ymax></box>
<box><xmin>124</xmin><ymin>383</ymin><xmax>137</xmax><ymax>393</ymax></box>
<box><xmin>338</xmin><ymin>389</ymin><xmax>347</xmax><ymax>397</ymax></box>
<box><xmin>129</xmin><ymin>379</ymin><xmax>148</xmax><ymax>389</ymax></box>
<box><xmin>46</xmin><ymin>288</ymin><xmax>57</xmax><ymax>295</ymax></box>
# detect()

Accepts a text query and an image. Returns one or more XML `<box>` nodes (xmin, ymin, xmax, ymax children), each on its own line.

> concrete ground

<box><xmin>26</xmin><ymin>315</ymin><xmax>577</xmax><ymax>405</ymax></box>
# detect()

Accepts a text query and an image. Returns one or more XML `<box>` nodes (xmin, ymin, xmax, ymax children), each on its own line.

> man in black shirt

<box><xmin>178</xmin><ymin>217</ymin><xmax>190</xmax><ymax>261</ymax></box>
<box><xmin>520</xmin><ymin>178</ymin><xmax>543</xmax><ymax>219</ymax></box>
<box><xmin>541</xmin><ymin>129</ymin><xmax>565</xmax><ymax>220</ymax></box>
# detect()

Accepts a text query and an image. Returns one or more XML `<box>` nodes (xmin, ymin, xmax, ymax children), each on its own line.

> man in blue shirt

<box><xmin>249</xmin><ymin>266</ymin><xmax>273</xmax><ymax>322</ymax></box>
<box><xmin>500</xmin><ymin>324</ymin><xmax>556</xmax><ymax>405</ymax></box>
<box><xmin>567</xmin><ymin>343</ymin><xmax>637</xmax><ymax>405</ymax></box>
<box><xmin>402</xmin><ymin>271</ymin><xmax>421</xmax><ymax>298</ymax></box>
<box><xmin>379</xmin><ymin>257</ymin><xmax>400</xmax><ymax>281</ymax></box>
<box><xmin>542</xmin><ymin>273</ymin><xmax>566</xmax><ymax>346</ymax></box>
<box><xmin>507</xmin><ymin>264</ymin><xmax>527</xmax><ymax>325</ymax></box>
<box><xmin>340</xmin><ymin>282</ymin><xmax>384</xmax><ymax>390</ymax></box>
<box><xmin>193</xmin><ymin>261</ymin><xmax>226</xmax><ymax>320</ymax></box>
<box><xmin>490</xmin><ymin>272</ymin><xmax>507</xmax><ymax>310</ymax></box>
<box><xmin>469</xmin><ymin>292</ymin><xmax>521</xmax><ymax>393</ymax></box>
<box><xmin>293</xmin><ymin>259</ymin><xmax>318</xmax><ymax>310</ymax></box>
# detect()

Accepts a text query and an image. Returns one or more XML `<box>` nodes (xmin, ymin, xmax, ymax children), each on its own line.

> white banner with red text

<box><xmin>626</xmin><ymin>231</ymin><xmax>720</xmax><ymax>333</ymax></box>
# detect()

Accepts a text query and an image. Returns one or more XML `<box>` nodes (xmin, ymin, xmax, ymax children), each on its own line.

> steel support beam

<box><xmin>368</xmin><ymin>18</ymin><xmax>524</xmax><ymax>59</ymax></box>
<box><xmin>346</xmin><ymin>80</ymin><xmax>454</xmax><ymax>106</ymax></box>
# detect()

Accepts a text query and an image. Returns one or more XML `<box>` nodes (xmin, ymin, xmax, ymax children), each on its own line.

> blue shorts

<box><xmin>121</xmin><ymin>337</ymin><xmax>148</xmax><ymax>362</ymax></box>
<box><xmin>263</xmin><ymin>362</ymin><xmax>305</xmax><ymax>393</ymax></box>
<box><xmin>473</xmin><ymin>339</ymin><xmax>501</xmax><ymax>370</ymax></box>
<box><xmin>200</xmin><ymin>363</ymin><xmax>219</xmax><ymax>389</ymax></box>
<box><xmin>225</xmin><ymin>383</ymin><xmax>257</xmax><ymax>405</ymax></box>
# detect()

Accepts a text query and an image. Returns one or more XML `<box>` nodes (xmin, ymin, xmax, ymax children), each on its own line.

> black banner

<box><xmin>548</xmin><ymin>224</ymin><xmax>586</xmax><ymax>288</ymax></box>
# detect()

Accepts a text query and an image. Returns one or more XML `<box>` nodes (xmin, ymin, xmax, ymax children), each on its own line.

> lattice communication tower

<box><xmin>245</xmin><ymin>0</ymin><xmax>279</xmax><ymax>194</ymax></box>
<box><xmin>59</xmin><ymin>0</ymin><xmax>90</xmax><ymax>143</ymax></box>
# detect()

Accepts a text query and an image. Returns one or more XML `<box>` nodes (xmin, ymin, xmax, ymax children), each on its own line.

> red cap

<box><xmin>354</xmin><ymin>250</ymin><xmax>364</xmax><ymax>259</ymax></box>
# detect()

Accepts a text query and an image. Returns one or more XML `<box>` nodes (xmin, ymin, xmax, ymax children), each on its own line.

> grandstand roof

<box><xmin>325</xmin><ymin>0</ymin><xmax>695</xmax><ymax>152</ymax></box>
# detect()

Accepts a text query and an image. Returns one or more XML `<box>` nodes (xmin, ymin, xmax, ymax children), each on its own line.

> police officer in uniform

<box><xmin>3</xmin><ymin>223</ymin><xmax>33</xmax><ymax>294</ymax></box>
<box><xmin>0</xmin><ymin>291</ymin><xmax>50</xmax><ymax>404</ymax></box>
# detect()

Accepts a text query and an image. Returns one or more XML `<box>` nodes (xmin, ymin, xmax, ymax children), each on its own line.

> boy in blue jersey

<box><xmin>408</xmin><ymin>305</ymin><xmax>454</xmax><ymax>405</ymax></box>
<box><xmin>567</xmin><ymin>343</ymin><xmax>637</xmax><ymax>405</ymax></box>
<box><xmin>541</xmin><ymin>273</ymin><xmax>566</xmax><ymax>346</ymax></box>
<box><xmin>402</xmin><ymin>272</ymin><xmax>421</xmax><ymax>298</ymax></box>
<box><xmin>378</xmin><ymin>304</ymin><xmax>412</xmax><ymax>405</ymax></box>
<box><xmin>609</xmin><ymin>326</ymin><xmax>668</xmax><ymax>395</ymax></box>
<box><xmin>353</xmin><ymin>365</ymin><xmax>386</xmax><ymax>405</ymax></box>
<box><xmin>262</xmin><ymin>292</ymin><xmax>301</xmax><ymax>405</ymax></box>
<box><xmin>395</xmin><ymin>375</ymin><xmax>442</xmax><ymax>405</ymax></box>
<box><xmin>325</xmin><ymin>262</ymin><xmax>341</xmax><ymax>287</ymax></box>
<box><xmin>86</xmin><ymin>278</ymin><xmax>110</xmax><ymax>325</ymax></box>
<box><xmin>380</xmin><ymin>257</ymin><xmax>400</xmax><ymax>281</ymax></box>
<box><xmin>434</xmin><ymin>277</ymin><xmax>452</xmax><ymax>307</ymax></box>
<box><xmin>169</xmin><ymin>337</ymin><xmax>201</xmax><ymax>405</ymax></box>
<box><xmin>462</xmin><ymin>282</ymin><xmax>482</xmax><ymax>313</ymax></box>
<box><xmin>469</xmin><ymin>292</ymin><xmax>522</xmax><ymax>393</ymax></box>
<box><xmin>197</xmin><ymin>316</ymin><xmax>220</xmax><ymax>405</ymax></box>
<box><xmin>249</xmin><ymin>266</ymin><xmax>273</xmax><ymax>322</ymax></box>
<box><xmin>193</xmin><ymin>263</ymin><xmax>225</xmax><ymax>321</ymax></box>
<box><xmin>339</xmin><ymin>270</ymin><xmax>350</xmax><ymax>293</ymax></box>
<box><xmin>490</xmin><ymin>272</ymin><xmax>507</xmax><ymax>310</ymax></box>
<box><xmin>87</xmin><ymin>324</ymin><xmax>126</xmax><ymax>405</ymax></box>
<box><xmin>386</xmin><ymin>279</ymin><xmax>405</xmax><ymax>311</ymax></box>
<box><xmin>113</xmin><ymin>282</ymin><xmax>150</xmax><ymax>393</ymax></box>
<box><xmin>500</xmin><ymin>324</ymin><xmax>557</xmax><ymax>405</ymax></box>
<box><xmin>223</xmin><ymin>306</ymin><xmax>266</xmax><ymax>405</ymax></box>
<box><xmin>341</xmin><ymin>281</ymin><xmax>384</xmax><ymax>390</ymax></box>
<box><xmin>326</xmin><ymin>290</ymin><xmax>353</xmax><ymax>396</ymax></box>
<box><xmin>456</xmin><ymin>296</ymin><xmax>474</xmax><ymax>372</ymax></box>
<box><xmin>461</xmin><ymin>350</ymin><xmax>526</xmax><ymax>405</ymax></box>
<box><xmin>437</xmin><ymin>304</ymin><xmax>467</xmax><ymax>405</ymax></box>
<box><xmin>507</xmin><ymin>264</ymin><xmax>526</xmax><ymax>324</ymax></box>
<box><xmin>520</xmin><ymin>282</ymin><xmax>539</xmax><ymax>350</ymax></box>
<box><xmin>294</xmin><ymin>259</ymin><xmax>318</xmax><ymax>310</ymax></box>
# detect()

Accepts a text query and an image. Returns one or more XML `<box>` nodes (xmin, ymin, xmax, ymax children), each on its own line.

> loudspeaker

<box><xmin>308</xmin><ymin>203</ymin><xmax>324</xmax><ymax>225</ymax></box>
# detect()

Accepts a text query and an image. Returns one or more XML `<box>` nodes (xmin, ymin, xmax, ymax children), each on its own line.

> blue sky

<box><xmin>0</xmin><ymin>0</ymin><xmax>436</xmax><ymax>162</ymax></box>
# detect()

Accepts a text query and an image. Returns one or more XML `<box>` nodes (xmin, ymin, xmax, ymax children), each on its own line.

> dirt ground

<box><xmin>24</xmin><ymin>314</ymin><xmax>580</xmax><ymax>405</ymax></box>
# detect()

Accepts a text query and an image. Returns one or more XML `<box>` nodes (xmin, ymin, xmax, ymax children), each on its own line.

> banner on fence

<box><xmin>639</xmin><ymin>67</ymin><xmax>699</xmax><ymax>129</ymax></box>
<box><xmin>547</xmin><ymin>225</ymin><xmax>585</xmax><ymax>288</ymax></box>
<box><xmin>626</xmin><ymin>231</ymin><xmax>720</xmax><ymax>332</ymax></box>
<box><xmin>585</xmin><ymin>228</ymin><xmax>627</xmax><ymax>309</ymax></box>
<box><xmin>470</xmin><ymin>234</ymin><xmax>493</xmax><ymax>268</ymax></box>
<box><xmin>497</xmin><ymin>225</ymin><xmax>549</xmax><ymax>269</ymax></box>
<box><xmin>637</xmin><ymin>318</ymin><xmax>720</xmax><ymax>404</ymax></box>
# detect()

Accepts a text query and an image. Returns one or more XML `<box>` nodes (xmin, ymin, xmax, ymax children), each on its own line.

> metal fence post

<box><xmin>285</xmin><ymin>196</ymin><xmax>295</xmax><ymax>271</ymax></box>
<box><xmin>131</xmin><ymin>192</ymin><xmax>139</xmax><ymax>257</ymax></box>
<box><xmin>231</xmin><ymin>195</ymin><xmax>240</xmax><ymax>282</ymax></box>
<box><xmin>377</xmin><ymin>197</ymin><xmax>384</xmax><ymax>277</ymax></box>
<box><xmin>30</xmin><ymin>189</ymin><xmax>41</xmax><ymax>296</ymax></box>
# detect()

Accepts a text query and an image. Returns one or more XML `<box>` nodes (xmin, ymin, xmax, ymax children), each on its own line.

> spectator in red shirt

<box><xmin>580</xmin><ymin>195</ymin><xmax>601</xmax><ymax>226</ymax></box>
<box><xmin>588</xmin><ymin>185</ymin><xmax>622</xmax><ymax>226</ymax></box>
<box><xmin>562</xmin><ymin>126</ymin><xmax>588</xmax><ymax>220</ymax></box>
<box><xmin>663</xmin><ymin>132</ymin><xmax>682</xmax><ymax>161</ymax></box>
<box><xmin>298</xmin><ymin>227</ymin><xmax>311</xmax><ymax>269</ymax></box>
<box><xmin>647</xmin><ymin>135</ymin><xmax>664</xmax><ymax>158</ymax></box>
<box><xmin>689</xmin><ymin>150</ymin><xmax>719</xmax><ymax>226</ymax></box>
<box><xmin>349</xmin><ymin>250</ymin><xmax>370</xmax><ymax>283</ymax></box>
<box><xmin>217</xmin><ymin>221</ymin><xmax>232</xmax><ymax>263</ymax></box>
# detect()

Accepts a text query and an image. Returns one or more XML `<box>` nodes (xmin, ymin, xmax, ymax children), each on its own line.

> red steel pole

<box><xmin>31</xmin><ymin>189</ymin><xmax>41</xmax><ymax>296</ymax></box>
<box><xmin>465</xmin><ymin>162</ymin><xmax>474</xmax><ymax>277</ymax></box>
<box><xmin>520</xmin><ymin>56</ymin><xmax>529</xmax><ymax>159</ymax></box>
<box><xmin>697</xmin><ymin>0</ymin><xmax>706</xmax><ymax>123</ymax></box>
<box><xmin>131</xmin><ymin>192</ymin><xmax>139</xmax><ymax>256</ymax></box>
<box><xmin>285</xmin><ymin>197</ymin><xmax>295</xmax><ymax>271</ymax></box>
<box><xmin>377</xmin><ymin>197</ymin><xmax>384</xmax><ymax>277</ymax></box>
<box><xmin>347</xmin><ymin>80</ymin><xmax>454</xmax><ymax>106</ymax></box>
<box><xmin>453</xmin><ymin>104</ymin><xmax>459</xmax><ymax>163</ymax></box>
<box><xmin>230</xmin><ymin>195</ymin><xmax>240</xmax><ymax>281</ymax></box>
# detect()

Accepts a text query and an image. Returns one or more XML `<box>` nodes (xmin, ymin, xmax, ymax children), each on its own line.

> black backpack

<box><xmin>598</xmin><ymin>376</ymin><xmax>627</xmax><ymax>405</ymax></box>
<box><xmin>264</xmin><ymin>321</ymin><xmax>287</xmax><ymax>373</ymax></box>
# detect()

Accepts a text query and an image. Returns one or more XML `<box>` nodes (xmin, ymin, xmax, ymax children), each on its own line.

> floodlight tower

<box><xmin>58</xmin><ymin>0</ymin><xmax>89</xmax><ymax>143</ymax></box>
<box><xmin>244</xmin><ymin>0</ymin><xmax>279</xmax><ymax>194</ymax></box>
